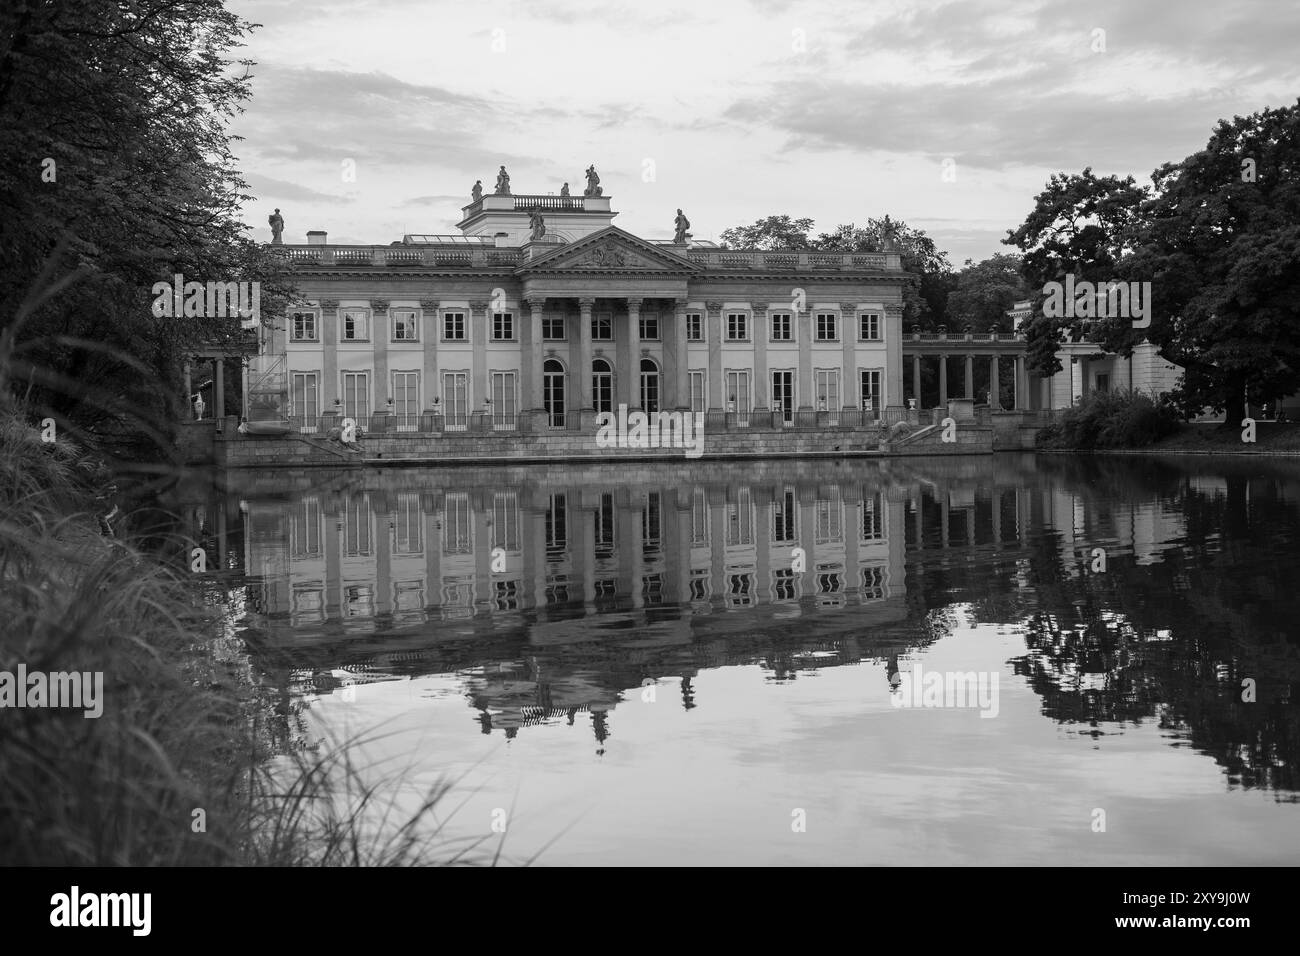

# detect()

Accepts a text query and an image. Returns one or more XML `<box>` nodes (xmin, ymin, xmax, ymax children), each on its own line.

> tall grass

<box><xmin>0</xmin><ymin>404</ymin><xmax>492</xmax><ymax>865</ymax></box>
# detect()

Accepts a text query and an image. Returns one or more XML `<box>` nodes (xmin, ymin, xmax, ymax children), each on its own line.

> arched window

<box><xmin>640</xmin><ymin>358</ymin><xmax>660</xmax><ymax>413</ymax></box>
<box><xmin>543</xmin><ymin>359</ymin><xmax>566</xmax><ymax>427</ymax></box>
<box><xmin>592</xmin><ymin>358</ymin><xmax>613</xmax><ymax>414</ymax></box>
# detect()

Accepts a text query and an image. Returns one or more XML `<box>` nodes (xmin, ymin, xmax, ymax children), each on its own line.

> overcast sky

<box><xmin>229</xmin><ymin>0</ymin><xmax>1299</xmax><ymax>264</ymax></box>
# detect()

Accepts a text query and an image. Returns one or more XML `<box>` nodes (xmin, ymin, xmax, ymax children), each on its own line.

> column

<box><xmin>624</xmin><ymin>297</ymin><xmax>641</xmax><ymax>410</ymax></box>
<box><xmin>673</xmin><ymin>299</ymin><xmax>689</xmax><ymax>409</ymax></box>
<box><xmin>578</xmin><ymin>297</ymin><xmax>594</xmax><ymax>410</ymax></box>
<box><xmin>911</xmin><ymin>355</ymin><xmax>921</xmax><ymax>407</ymax></box>
<box><xmin>989</xmin><ymin>355</ymin><xmax>1000</xmax><ymax>408</ymax></box>
<box><xmin>797</xmin><ymin>305</ymin><xmax>813</xmax><ymax>409</ymax></box>
<box><xmin>469</xmin><ymin>299</ymin><xmax>489</xmax><ymax>412</ymax></box>
<box><xmin>526</xmin><ymin>296</ymin><xmax>545</xmax><ymax>409</ymax></box>
<box><xmin>939</xmin><ymin>354</ymin><xmax>948</xmax><ymax>407</ymax></box>
<box><xmin>1014</xmin><ymin>355</ymin><xmax>1025</xmax><ymax>409</ymax></box>
<box><xmin>839</xmin><ymin>302</ymin><xmax>856</xmax><ymax>411</ymax></box>
<box><xmin>183</xmin><ymin>361</ymin><xmax>192</xmax><ymax>413</ymax></box>
<box><xmin>706</xmin><ymin>301</ymin><xmax>723</xmax><ymax>410</ymax></box>
<box><xmin>320</xmin><ymin>299</ymin><xmax>339</xmax><ymax>407</ymax></box>
<box><xmin>214</xmin><ymin>358</ymin><xmax>225</xmax><ymax>420</ymax></box>
<box><xmin>421</xmin><ymin>298</ymin><xmax>438</xmax><ymax>413</ymax></box>
<box><xmin>371</xmin><ymin>299</ymin><xmax>389</xmax><ymax>423</ymax></box>
<box><xmin>963</xmin><ymin>353</ymin><xmax>973</xmax><ymax>400</ymax></box>
<box><xmin>884</xmin><ymin>302</ymin><xmax>904</xmax><ymax>407</ymax></box>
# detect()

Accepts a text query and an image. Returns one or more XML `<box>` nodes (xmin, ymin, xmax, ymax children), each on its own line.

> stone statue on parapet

<box><xmin>529</xmin><ymin>206</ymin><xmax>546</xmax><ymax>241</ymax></box>
<box><xmin>673</xmin><ymin>208</ymin><xmax>691</xmax><ymax>244</ymax></box>
<box><xmin>560</xmin><ymin>182</ymin><xmax>570</xmax><ymax>197</ymax></box>
<box><xmin>268</xmin><ymin>208</ymin><xmax>284</xmax><ymax>244</ymax></box>
<box><xmin>584</xmin><ymin>165</ymin><xmax>602</xmax><ymax>197</ymax></box>
<box><xmin>471</xmin><ymin>180</ymin><xmax>483</xmax><ymax>201</ymax></box>
<box><xmin>495</xmin><ymin>166</ymin><xmax>511</xmax><ymax>195</ymax></box>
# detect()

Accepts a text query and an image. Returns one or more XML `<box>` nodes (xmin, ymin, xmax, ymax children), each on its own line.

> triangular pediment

<box><xmin>517</xmin><ymin>227</ymin><xmax>700</xmax><ymax>274</ymax></box>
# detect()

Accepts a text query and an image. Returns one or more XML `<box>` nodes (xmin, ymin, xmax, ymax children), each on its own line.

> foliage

<box><xmin>1036</xmin><ymin>388</ymin><xmax>1181</xmax><ymax>449</ymax></box>
<box><xmin>945</xmin><ymin>253</ymin><xmax>1028</xmax><ymax>331</ymax></box>
<box><xmin>0</xmin><ymin>0</ymin><xmax>299</xmax><ymax>468</ymax></box>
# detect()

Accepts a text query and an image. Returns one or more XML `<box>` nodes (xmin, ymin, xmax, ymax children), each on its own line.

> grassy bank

<box><xmin>1035</xmin><ymin>389</ymin><xmax>1300</xmax><ymax>454</ymax></box>
<box><xmin>0</xmin><ymin>405</ymin><xmax>490</xmax><ymax>865</ymax></box>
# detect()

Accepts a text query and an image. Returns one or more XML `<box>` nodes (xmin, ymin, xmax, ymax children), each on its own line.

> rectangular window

<box><xmin>726</xmin><ymin>312</ymin><xmax>748</xmax><ymax>341</ymax></box>
<box><xmin>291</xmin><ymin>497</ymin><xmax>321</xmax><ymax>558</ymax></box>
<box><xmin>593</xmin><ymin>313</ymin><xmax>613</xmax><ymax>340</ymax></box>
<box><xmin>393</xmin><ymin>493</ymin><xmax>422</xmax><ymax>555</ymax></box>
<box><xmin>860</xmin><ymin>368</ymin><xmax>882</xmax><ymax>414</ymax></box>
<box><xmin>816</xmin><ymin>489</ymin><xmax>843</xmax><ymax>544</ymax></box>
<box><xmin>725</xmin><ymin>488</ymin><xmax>754</xmax><ymax>546</ymax></box>
<box><xmin>443</xmin><ymin>493</ymin><xmax>472</xmax><ymax>555</ymax></box>
<box><xmin>342</xmin><ymin>370</ymin><xmax>369</xmax><ymax>423</ymax></box>
<box><xmin>639</xmin><ymin>314</ymin><xmax>660</xmax><ymax>340</ymax></box>
<box><xmin>442</xmin><ymin>371</ymin><xmax>468</xmax><ymax>430</ymax></box>
<box><xmin>546</xmin><ymin>493</ymin><xmax>568</xmax><ymax>555</ymax></box>
<box><xmin>861</xmin><ymin>565</ymin><xmax>887</xmax><ymax>601</ymax></box>
<box><xmin>443</xmin><ymin>312</ymin><xmax>466</xmax><ymax>341</ymax></box>
<box><xmin>543</xmin><ymin>315</ymin><xmax>566</xmax><ymax>340</ymax></box>
<box><xmin>816</xmin><ymin>312</ymin><xmax>837</xmax><ymax>341</ymax></box>
<box><xmin>688</xmin><ymin>370</ymin><xmax>706</xmax><ymax>411</ymax></box>
<box><xmin>343</xmin><ymin>494</ymin><xmax>372</xmax><ymax>557</ymax></box>
<box><xmin>342</xmin><ymin>309</ymin><xmax>369</xmax><ymax>341</ymax></box>
<box><xmin>490</xmin><ymin>370</ymin><xmax>517</xmax><ymax>427</ymax></box>
<box><xmin>291</xmin><ymin>371</ymin><xmax>318</xmax><ymax>429</ymax></box>
<box><xmin>291</xmin><ymin>311</ymin><xmax>317</xmax><ymax>341</ymax></box>
<box><xmin>492</xmin><ymin>312</ymin><xmax>514</xmax><ymax>341</ymax></box>
<box><xmin>691</xmin><ymin>488</ymin><xmax>709</xmax><ymax>546</ymax></box>
<box><xmin>686</xmin><ymin>313</ymin><xmax>703</xmax><ymax>341</ymax></box>
<box><xmin>772</xmin><ymin>489</ymin><xmax>797</xmax><ymax>543</ymax></box>
<box><xmin>862</xmin><ymin>491</ymin><xmax>884</xmax><ymax>541</ymax></box>
<box><xmin>392</xmin><ymin>370</ymin><xmax>419</xmax><ymax>429</ymax></box>
<box><xmin>725</xmin><ymin>369</ymin><xmax>750</xmax><ymax>411</ymax></box>
<box><xmin>859</xmin><ymin>313</ymin><xmax>881</xmax><ymax>341</ymax></box>
<box><xmin>595</xmin><ymin>492</ymin><xmax>615</xmax><ymax>558</ymax></box>
<box><xmin>492</xmin><ymin>492</ymin><xmax>520</xmax><ymax>552</ymax></box>
<box><xmin>815</xmin><ymin>368</ymin><xmax>840</xmax><ymax>412</ymax></box>
<box><xmin>770</xmin><ymin>312</ymin><xmax>792</xmax><ymax>341</ymax></box>
<box><xmin>391</xmin><ymin>309</ymin><xmax>418</xmax><ymax>342</ymax></box>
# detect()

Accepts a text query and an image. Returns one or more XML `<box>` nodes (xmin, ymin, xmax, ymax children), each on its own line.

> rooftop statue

<box><xmin>471</xmin><ymin>180</ymin><xmax>483</xmax><ymax>201</ymax></box>
<box><xmin>529</xmin><ymin>206</ymin><xmax>546</xmax><ymax>241</ymax></box>
<box><xmin>673</xmin><ymin>208</ymin><xmax>691</xmax><ymax>244</ymax></box>
<box><xmin>495</xmin><ymin>165</ymin><xmax>511</xmax><ymax>195</ymax></box>
<box><xmin>268</xmin><ymin>208</ymin><xmax>284</xmax><ymax>244</ymax></box>
<box><xmin>560</xmin><ymin>182</ymin><xmax>570</xmax><ymax>197</ymax></box>
<box><xmin>584</xmin><ymin>165</ymin><xmax>602</xmax><ymax>198</ymax></box>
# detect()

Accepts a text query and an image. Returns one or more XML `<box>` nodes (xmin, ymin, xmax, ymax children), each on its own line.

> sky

<box><xmin>227</xmin><ymin>0</ymin><xmax>1299</xmax><ymax>265</ymax></box>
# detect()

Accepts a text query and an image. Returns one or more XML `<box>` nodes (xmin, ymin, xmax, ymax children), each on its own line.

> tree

<box><xmin>717</xmin><ymin>215</ymin><xmax>815</xmax><ymax>250</ymax></box>
<box><xmin>718</xmin><ymin>213</ymin><xmax>953</xmax><ymax>328</ymax></box>
<box><xmin>1003</xmin><ymin>168</ymin><xmax>1149</xmax><ymax>379</ymax></box>
<box><xmin>1127</xmin><ymin>100</ymin><xmax>1300</xmax><ymax>425</ymax></box>
<box><xmin>946</xmin><ymin>254</ymin><xmax>1028</xmax><ymax>332</ymax></box>
<box><xmin>0</xmin><ymin>0</ymin><xmax>297</xmax><ymax>467</ymax></box>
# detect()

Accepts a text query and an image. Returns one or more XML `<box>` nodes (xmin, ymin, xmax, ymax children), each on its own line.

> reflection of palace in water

<box><xmin>185</xmin><ymin>456</ymin><xmax>1300</xmax><ymax>788</ymax></box>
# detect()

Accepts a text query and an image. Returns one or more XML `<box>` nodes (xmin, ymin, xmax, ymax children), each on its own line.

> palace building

<box><xmin>249</xmin><ymin>169</ymin><xmax>913</xmax><ymax>434</ymax></box>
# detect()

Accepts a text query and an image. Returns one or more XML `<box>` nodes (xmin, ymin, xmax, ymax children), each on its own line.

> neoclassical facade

<box><xmin>251</xmin><ymin>178</ymin><xmax>910</xmax><ymax>432</ymax></box>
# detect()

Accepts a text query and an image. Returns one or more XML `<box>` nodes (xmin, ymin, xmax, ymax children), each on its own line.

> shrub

<box><xmin>1037</xmin><ymin>388</ymin><xmax>1180</xmax><ymax>449</ymax></box>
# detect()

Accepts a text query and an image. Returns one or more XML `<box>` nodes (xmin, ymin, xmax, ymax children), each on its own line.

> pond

<box><xmin>203</xmin><ymin>453</ymin><xmax>1300</xmax><ymax>865</ymax></box>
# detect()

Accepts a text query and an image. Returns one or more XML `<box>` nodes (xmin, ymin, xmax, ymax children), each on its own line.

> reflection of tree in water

<box><xmin>1006</xmin><ymin>459</ymin><xmax>1300</xmax><ymax>798</ymax></box>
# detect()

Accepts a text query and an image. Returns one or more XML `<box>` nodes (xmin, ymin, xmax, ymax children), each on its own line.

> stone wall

<box><xmin>217</xmin><ymin>419</ymin><xmax>997</xmax><ymax>467</ymax></box>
